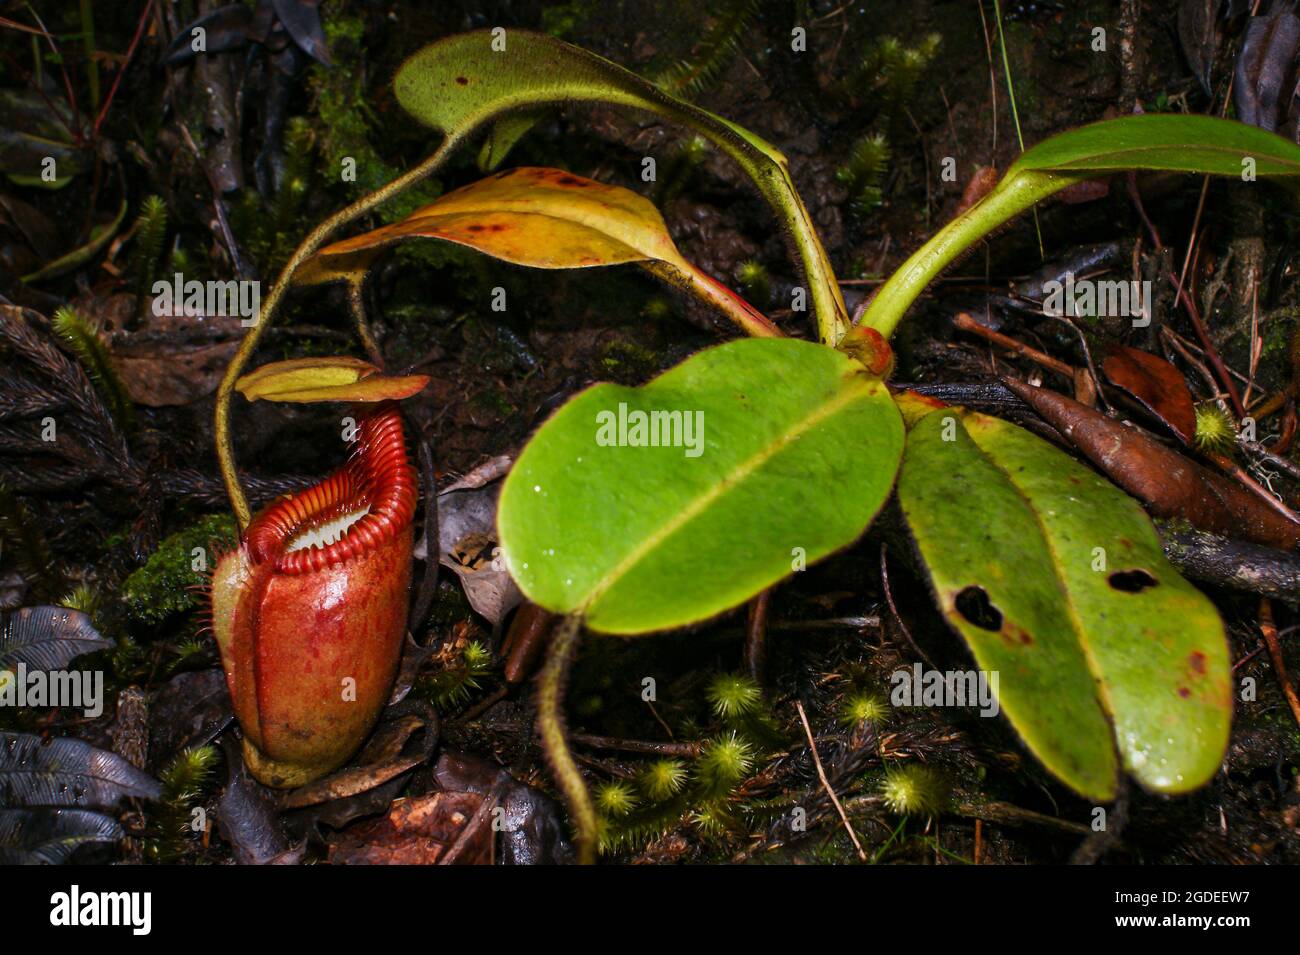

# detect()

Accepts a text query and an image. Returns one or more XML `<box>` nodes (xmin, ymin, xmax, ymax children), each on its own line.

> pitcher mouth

<box><xmin>244</xmin><ymin>405</ymin><xmax>418</xmax><ymax>574</ymax></box>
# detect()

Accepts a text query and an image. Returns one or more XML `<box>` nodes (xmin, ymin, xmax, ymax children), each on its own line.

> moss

<box><xmin>121</xmin><ymin>514</ymin><xmax>236</xmax><ymax>625</ymax></box>
<box><xmin>309</xmin><ymin>1</ymin><xmax>442</xmax><ymax>222</ymax></box>
<box><xmin>599</xmin><ymin>339</ymin><xmax>662</xmax><ymax>382</ymax></box>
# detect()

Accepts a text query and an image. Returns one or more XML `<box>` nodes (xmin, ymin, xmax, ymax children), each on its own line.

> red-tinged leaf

<box><xmin>235</xmin><ymin>357</ymin><xmax>429</xmax><ymax>404</ymax></box>
<box><xmin>314</xmin><ymin>167</ymin><xmax>779</xmax><ymax>338</ymax></box>
<box><xmin>1102</xmin><ymin>344</ymin><xmax>1198</xmax><ymax>444</ymax></box>
<box><xmin>1003</xmin><ymin>377</ymin><xmax>1300</xmax><ymax>550</ymax></box>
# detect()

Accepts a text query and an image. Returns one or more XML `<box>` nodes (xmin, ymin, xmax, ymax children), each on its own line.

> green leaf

<box><xmin>863</xmin><ymin>114</ymin><xmax>1300</xmax><ymax>340</ymax></box>
<box><xmin>392</xmin><ymin>29</ymin><xmax>847</xmax><ymax>343</ymax></box>
<box><xmin>897</xmin><ymin>408</ymin><xmax>1231</xmax><ymax>800</ymax></box>
<box><xmin>1009</xmin><ymin>113</ymin><xmax>1300</xmax><ymax>176</ymax></box>
<box><xmin>497</xmin><ymin>339</ymin><xmax>903</xmax><ymax>634</ymax></box>
<box><xmin>235</xmin><ymin>357</ymin><xmax>429</xmax><ymax>403</ymax></box>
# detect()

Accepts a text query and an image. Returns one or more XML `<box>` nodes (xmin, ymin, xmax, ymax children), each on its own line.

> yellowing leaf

<box><xmin>315</xmin><ymin>167</ymin><xmax>778</xmax><ymax>338</ymax></box>
<box><xmin>236</xmin><ymin>357</ymin><xmax>429</xmax><ymax>404</ymax></box>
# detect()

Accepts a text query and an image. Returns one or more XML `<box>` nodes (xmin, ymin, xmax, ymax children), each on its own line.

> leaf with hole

<box><xmin>235</xmin><ymin>357</ymin><xmax>429</xmax><ymax>404</ymax></box>
<box><xmin>497</xmin><ymin>339</ymin><xmax>903</xmax><ymax>634</ymax></box>
<box><xmin>316</xmin><ymin>167</ymin><xmax>776</xmax><ymax>337</ymax></box>
<box><xmin>897</xmin><ymin>407</ymin><xmax>1230</xmax><ymax>799</ymax></box>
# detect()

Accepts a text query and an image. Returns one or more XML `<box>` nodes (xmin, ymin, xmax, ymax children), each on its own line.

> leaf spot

<box><xmin>1107</xmin><ymin>568</ymin><xmax>1158</xmax><ymax>593</ymax></box>
<box><xmin>954</xmin><ymin>586</ymin><xmax>1003</xmax><ymax>631</ymax></box>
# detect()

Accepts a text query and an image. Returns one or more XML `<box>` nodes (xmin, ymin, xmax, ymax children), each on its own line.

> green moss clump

<box><xmin>121</xmin><ymin>514</ymin><xmax>236</xmax><ymax>625</ymax></box>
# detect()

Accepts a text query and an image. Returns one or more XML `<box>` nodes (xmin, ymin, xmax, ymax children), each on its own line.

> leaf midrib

<box><xmin>965</xmin><ymin>421</ymin><xmax>1121</xmax><ymax>736</ymax></box>
<box><xmin>581</xmin><ymin>374</ymin><xmax>879</xmax><ymax>617</ymax></box>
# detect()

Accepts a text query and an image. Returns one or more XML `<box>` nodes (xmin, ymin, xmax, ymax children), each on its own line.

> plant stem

<box><xmin>347</xmin><ymin>277</ymin><xmax>383</xmax><ymax>366</ymax></box>
<box><xmin>78</xmin><ymin>0</ymin><xmax>98</xmax><ymax>112</ymax></box>
<box><xmin>215</xmin><ymin>132</ymin><xmax>464</xmax><ymax>528</ymax></box>
<box><xmin>536</xmin><ymin>614</ymin><xmax>597</xmax><ymax>864</ymax></box>
<box><xmin>859</xmin><ymin>169</ymin><xmax>1085</xmax><ymax>340</ymax></box>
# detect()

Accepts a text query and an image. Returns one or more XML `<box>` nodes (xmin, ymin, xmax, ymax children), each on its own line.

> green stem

<box><xmin>215</xmin><ymin>132</ymin><xmax>464</xmax><ymax>528</ymax></box>
<box><xmin>537</xmin><ymin>614</ymin><xmax>597</xmax><ymax>864</ymax></box>
<box><xmin>740</xmin><ymin>156</ymin><xmax>846</xmax><ymax>345</ymax></box>
<box><xmin>859</xmin><ymin>169</ymin><xmax>1085</xmax><ymax>341</ymax></box>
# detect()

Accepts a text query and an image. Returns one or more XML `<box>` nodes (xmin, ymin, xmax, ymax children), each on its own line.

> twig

<box><xmin>881</xmin><ymin>544</ymin><xmax>936</xmax><ymax>670</ymax></box>
<box><xmin>795</xmin><ymin>699</ymin><xmax>866</xmax><ymax>862</ymax></box>
<box><xmin>1259</xmin><ymin>598</ymin><xmax>1300</xmax><ymax>730</ymax></box>
<box><xmin>953</xmin><ymin>311</ymin><xmax>1075</xmax><ymax>378</ymax></box>
<box><xmin>744</xmin><ymin>590</ymin><xmax>770</xmax><ymax>684</ymax></box>
<box><xmin>178</xmin><ymin>124</ymin><xmax>249</xmax><ymax>278</ymax></box>
<box><xmin>92</xmin><ymin>0</ymin><xmax>154</xmax><ymax>137</ymax></box>
<box><xmin>570</xmin><ymin>734</ymin><xmax>701</xmax><ymax>757</ymax></box>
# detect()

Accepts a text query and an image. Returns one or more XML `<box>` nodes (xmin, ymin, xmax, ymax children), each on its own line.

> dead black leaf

<box><xmin>0</xmin><ymin>807</ymin><xmax>123</xmax><ymax>864</ymax></box>
<box><xmin>1234</xmin><ymin>7</ymin><xmax>1300</xmax><ymax>131</ymax></box>
<box><xmin>1179</xmin><ymin>0</ymin><xmax>1225</xmax><ymax>95</ymax></box>
<box><xmin>431</xmin><ymin>751</ymin><xmax>573</xmax><ymax>865</ymax></box>
<box><xmin>216</xmin><ymin>735</ymin><xmax>293</xmax><ymax>865</ymax></box>
<box><xmin>0</xmin><ymin>606</ymin><xmax>111</xmax><ymax>673</ymax></box>
<box><xmin>279</xmin><ymin>712</ymin><xmax>433</xmax><ymax>810</ymax></box>
<box><xmin>0</xmin><ymin>732</ymin><xmax>162</xmax><ymax>808</ymax></box>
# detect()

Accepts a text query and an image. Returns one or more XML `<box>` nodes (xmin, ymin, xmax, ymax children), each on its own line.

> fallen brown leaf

<box><xmin>1003</xmin><ymin>377</ymin><xmax>1300</xmax><ymax>550</ymax></box>
<box><xmin>1102</xmin><ymin>343</ymin><xmax>1197</xmax><ymax>444</ymax></box>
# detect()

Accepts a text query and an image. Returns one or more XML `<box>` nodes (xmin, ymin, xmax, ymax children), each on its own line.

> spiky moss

<box><xmin>654</xmin><ymin>134</ymin><xmax>712</xmax><ymax>203</ymax></box>
<box><xmin>595</xmin><ymin>780</ymin><xmax>639</xmax><ymax>817</ymax></box>
<box><xmin>641</xmin><ymin>759</ymin><xmax>690</xmax><ymax>801</ymax></box>
<box><xmin>736</xmin><ymin>260</ymin><xmax>772</xmax><ymax>308</ymax></box>
<box><xmin>707</xmin><ymin>673</ymin><xmax>785</xmax><ymax>749</ymax></box>
<box><xmin>599</xmin><ymin>339</ymin><xmax>663</xmax><ymax>383</ymax></box>
<box><xmin>1194</xmin><ymin>404</ymin><xmax>1237</xmax><ymax>455</ymax></box>
<box><xmin>878</xmin><ymin>764</ymin><xmax>948</xmax><ymax>817</ymax></box>
<box><xmin>122</xmin><ymin>514</ymin><xmax>237</xmax><ymax>625</ymax></box>
<box><xmin>707</xmin><ymin>673</ymin><xmax>763</xmax><ymax>720</ymax></box>
<box><xmin>130</xmin><ymin>195</ymin><xmax>167</xmax><ymax>297</ymax></box>
<box><xmin>420</xmin><ymin>640</ymin><xmax>493</xmax><ymax>710</ymax></box>
<box><xmin>840</xmin><ymin>691</ymin><xmax>889</xmax><ymax>728</ymax></box>
<box><xmin>57</xmin><ymin>583</ymin><xmax>102</xmax><ymax>621</ymax></box>
<box><xmin>654</xmin><ymin>0</ymin><xmax>760</xmax><ymax>98</ymax></box>
<box><xmin>696</xmin><ymin>732</ymin><xmax>755</xmax><ymax>796</ymax></box>
<box><xmin>143</xmin><ymin>744</ymin><xmax>219</xmax><ymax>862</ymax></box>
